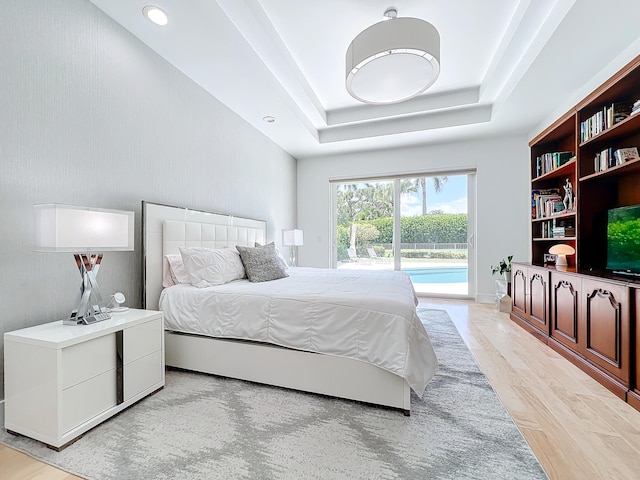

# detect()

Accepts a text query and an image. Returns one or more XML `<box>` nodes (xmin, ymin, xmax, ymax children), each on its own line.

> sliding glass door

<box><xmin>333</xmin><ymin>172</ymin><xmax>474</xmax><ymax>297</ymax></box>
<box><xmin>334</xmin><ymin>180</ymin><xmax>395</xmax><ymax>270</ymax></box>
<box><xmin>399</xmin><ymin>174</ymin><xmax>470</xmax><ymax>296</ymax></box>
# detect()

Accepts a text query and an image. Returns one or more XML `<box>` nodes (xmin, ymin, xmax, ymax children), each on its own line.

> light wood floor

<box><xmin>3</xmin><ymin>299</ymin><xmax>640</xmax><ymax>479</ymax></box>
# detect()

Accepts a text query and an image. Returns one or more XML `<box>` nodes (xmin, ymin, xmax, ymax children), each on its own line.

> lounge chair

<box><xmin>347</xmin><ymin>247</ymin><xmax>360</xmax><ymax>262</ymax></box>
<box><xmin>367</xmin><ymin>247</ymin><xmax>381</xmax><ymax>262</ymax></box>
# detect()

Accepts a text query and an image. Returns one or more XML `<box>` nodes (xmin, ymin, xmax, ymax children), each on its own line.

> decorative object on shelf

<box><xmin>562</xmin><ymin>178</ymin><xmax>573</xmax><ymax>211</ymax></box>
<box><xmin>491</xmin><ymin>255</ymin><xmax>513</xmax><ymax>283</ymax></box>
<box><xmin>543</xmin><ymin>253</ymin><xmax>557</xmax><ymax>265</ymax></box>
<box><xmin>346</xmin><ymin>7</ymin><xmax>440</xmax><ymax>104</ymax></box>
<box><xmin>33</xmin><ymin>204</ymin><xmax>134</xmax><ymax>325</ymax></box>
<box><xmin>282</xmin><ymin>228</ymin><xmax>304</xmax><ymax>267</ymax></box>
<box><xmin>107</xmin><ymin>292</ymin><xmax>129</xmax><ymax>312</ymax></box>
<box><xmin>548</xmin><ymin>243</ymin><xmax>575</xmax><ymax>267</ymax></box>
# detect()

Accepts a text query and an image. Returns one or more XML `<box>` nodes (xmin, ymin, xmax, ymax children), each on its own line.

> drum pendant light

<box><xmin>346</xmin><ymin>8</ymin><xmax>440</xmax><ymax>105</ymax></box>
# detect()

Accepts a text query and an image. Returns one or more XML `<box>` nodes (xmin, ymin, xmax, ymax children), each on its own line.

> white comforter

<box><xmin>159</xmin><ymin>267</ymin><xmax>438</xmax><ymax>394</ymax></box>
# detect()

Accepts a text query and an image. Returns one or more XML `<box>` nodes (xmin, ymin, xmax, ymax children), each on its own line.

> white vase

<box><xmin>503</xmin><ymin>271</ymin><xmax>512</xmax><ymax>284</ymax></box>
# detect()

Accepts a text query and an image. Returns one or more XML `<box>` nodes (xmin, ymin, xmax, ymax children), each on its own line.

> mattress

<box><xmin>159</xmin><ymin>267</ymin><xmax>438</xmax><ymax>394</ymax></box>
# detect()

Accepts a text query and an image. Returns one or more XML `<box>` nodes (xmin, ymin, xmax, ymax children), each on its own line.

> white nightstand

<box><xmin>4</xmin><ymin>309</ymin><xmax>164</xmax><ymax>450</ymax></box>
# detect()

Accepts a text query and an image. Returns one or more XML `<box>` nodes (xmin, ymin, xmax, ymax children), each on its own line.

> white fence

<box><xmin>376</xmin><ymin>243</ymin><xmax>468</xmax><ymax>250</ymax></box>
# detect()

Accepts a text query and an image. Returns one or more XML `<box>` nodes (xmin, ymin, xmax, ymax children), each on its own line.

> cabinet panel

<box><xmin>62</xmin><ymin>334</ymin><xmax>116</xmax><ymax>389</ymax></box>
<box><xmin>636</xmin><ymin>288</ymin><xmax>640</xmax><ymax>392</ymax></box>
<box><xmin>550</xmin><ymin>272</ymin><xmax>580</xmax><ymax>348</ymax></box>
<box><xmin>61</xmin><ymin>369</ymin><xmax>117</xmax><ymax>433</ymax></box>
<box><xmin>125</xmin><ymin>350</ymin><xmax>163</xmax><ymax>401</ymax></box>
<box><xmin>580</xmin><ymin>279</ymin><xmax>630</xmax><ymax>385</ymax></box>
<box><xmin>125</xmin><ymin>318</ymin><xmax>162</xmax><ymax>363</ymax></box>
<box><xmin>511</xmin><ymin>266</ymin><xmax>528</xmax><ymax>318</ymax></box>
<box><xmin>528</xmin><ymin>267</ymin><xmax>549</xmax><ymax>333</ymax></box>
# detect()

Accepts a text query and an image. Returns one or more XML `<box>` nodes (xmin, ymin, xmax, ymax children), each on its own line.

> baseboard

<box><xmin>476</xmin><ymin>294</ymin><xmax>494</xmax><ymax>304</ymax></box>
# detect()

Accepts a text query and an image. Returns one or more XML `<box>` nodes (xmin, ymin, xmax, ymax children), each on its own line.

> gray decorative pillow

<box><xmin>255</xmin><ymin>242</ymin><xmax>289</xmax><ymax>270</ymax></box>
<box><xmin>236</xmin><ymin>243</ymin><xmax>289</xmax><ymax>282</ymax></box>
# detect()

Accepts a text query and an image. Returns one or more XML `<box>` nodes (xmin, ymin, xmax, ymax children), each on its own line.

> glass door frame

<box><xmin>330</xmin><ymin>169</ymin><xmax>476</xmax><ymax>299</ymax></box>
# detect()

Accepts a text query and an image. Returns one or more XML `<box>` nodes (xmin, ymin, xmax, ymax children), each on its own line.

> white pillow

<box><xmin>179</xmin><ymin>247</ymin><xmax>246</xmax><ymax>288</ymax></box>
<box><xmin>162</xmin><ymin>256</ymin><xmax>176</xmax><ymax>287</ymax></box>
<box><xmin>163</xmin><ymin>254</ymin><xmax>191</xmax><ymax>287</ymax></box>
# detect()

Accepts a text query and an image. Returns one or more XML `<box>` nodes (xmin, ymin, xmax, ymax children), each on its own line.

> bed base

<box><xmin>165</xmin><ymin>331</ymin><xmax>411</xmax><ymax>415</ymax></box>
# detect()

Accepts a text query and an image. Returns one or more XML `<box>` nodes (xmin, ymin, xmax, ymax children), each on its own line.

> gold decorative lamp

<box><xmin>33</xmin><ymin>204</ymin><xmax>134</xmax><ymax>325</ymax></box>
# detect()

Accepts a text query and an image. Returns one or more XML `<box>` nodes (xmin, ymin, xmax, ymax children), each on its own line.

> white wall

<box><xmin>0</xmin><ymin>0</ymin><xmax>296</xmax><ymax>399</ymax></box>
<box><xmin>297</xmin><ymin>135</ymin><xmax>531</xmax><ymax>302</ymax></box>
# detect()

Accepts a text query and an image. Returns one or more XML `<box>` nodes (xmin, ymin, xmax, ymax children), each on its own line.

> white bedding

<box><xmin>159</xmin><ymin>267</ymin><xmax>438</xmax><ymax>394</ymax></box>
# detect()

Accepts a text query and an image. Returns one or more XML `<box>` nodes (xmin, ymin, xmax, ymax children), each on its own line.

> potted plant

<box><xmin>491</xmin><ymin>255</ymin><xmax>513</xmax><ymax>283</ymax></box>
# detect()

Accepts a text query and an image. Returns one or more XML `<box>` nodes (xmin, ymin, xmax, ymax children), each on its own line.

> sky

<box><xmin>401</xmin><ymin>174</ymin><xmax>467</xmax><ymax>216</ymax></box>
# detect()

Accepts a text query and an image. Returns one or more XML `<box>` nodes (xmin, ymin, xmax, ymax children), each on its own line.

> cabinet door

<box><xmin>580</xmin><ymin>279</ymin><xmax>630</xmax><ymax>385</ymax></box>
<box><xmin>511</xmin><ymin>265</ymin><xmax>528</xmax><ymax>318</ymax></box>
<box><xmin>550</xmin><ymin>272</ymin><xmax>580</xmax><ymax>350</ymax></box>
<box><xmin>528</xmin><ymin>267</ymin><xmax>549</xmax><ymax>334</ymax></box>
<box><xmin>636</xmin><ymin>288</ymin><xmax>640</xmax><ymax>394</ymax></box>
<box><xmin>123</xmin><ymin>318</ymin><xmax>163</xmax><ymax>401</ymax></box>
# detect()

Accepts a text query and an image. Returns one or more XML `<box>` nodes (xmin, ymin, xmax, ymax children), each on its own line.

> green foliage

<box><xmin>336</xmin><ymin>182</ymin><xmax>394</xmax><ymax>224</ymax></box>
<box><xmin>491</xmin><ymin>255</ymin><xmax>513</xmax><ymax>275</ymax></box>
<box><xmin>608</xmin><ymin>218</ymin><xmax>640</xmax><ymax>267</ymax></box>
<box><xmin>335</xmin><ymin>214</ymin><xmax>468</xmax><ymax>259</ymax></box>
<box><xmin>368</xmin><ymin>217</ymin><xmax>393</xmax><ymax>242</ymax></box>
<box><xmin>365</xmin><ymin>214</ymin><xmax>468</xmax><ymax>243</ymax></box>
<box><xmin>354</xmin><ymin>223</ymin><xmax>380</xmax><ymax>244</ymax></box>
<box><xmin>336</xmin><ymin>224</ymin><xmax>350</xmax><ymax>261</ymax></box>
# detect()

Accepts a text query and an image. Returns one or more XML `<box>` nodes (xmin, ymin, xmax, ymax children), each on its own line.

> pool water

<box><xmin>404</xmin><ymin>267</ymin><xmax>468</xmax><ymax>284</ymax></box>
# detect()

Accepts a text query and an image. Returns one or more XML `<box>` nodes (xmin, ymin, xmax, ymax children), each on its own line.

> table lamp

<box><xmin>549</xmin><ymin>243</ymin><xmax>575</xmax><ymax>267</ymax></box>
<box><xmin>282</xmin><ymin>229</ymin><xmax>303</xmax><ymax>267</ymax></box>
<box><xmin>33</xmin><ymin>204</ymin><xmax>134</xmax><ymax>325</ymax></box>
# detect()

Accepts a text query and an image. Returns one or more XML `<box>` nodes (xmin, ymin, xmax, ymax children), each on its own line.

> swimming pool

<box><xmin>404</xmin><ymin>267</ymin><xmax>468</xmax><ymax>284</ymax></box>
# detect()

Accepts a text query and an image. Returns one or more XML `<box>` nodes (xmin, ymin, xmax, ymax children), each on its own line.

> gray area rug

<box><xmin>1</xmin><ymin>309</ymin><xmax>547</xmax><ymax>479</ymax></box>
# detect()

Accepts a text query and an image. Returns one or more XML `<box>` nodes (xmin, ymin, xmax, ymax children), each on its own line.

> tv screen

<box><xmin>606</xmin><ymin>204</ymin><xmax>640</xmax><ymax>274</ymax></box>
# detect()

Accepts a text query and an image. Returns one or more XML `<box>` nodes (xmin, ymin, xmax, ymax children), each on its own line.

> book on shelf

<box><xmin>614</xmin><ymin>146</ymin><xmax>639</xmax><ymax>164</ymax></box>
<box><xmin>534</xmin><ymin>151</ymin><xmax>573</xmax><ymax>177</ymax></box>
<box><xmin>593</xmin><ymin>146</ymin><xmax>638</xmax><ymax>172</ymax></box>
<box><xmin>632</xmin><ymin>99</ymin><xmax>640</xmax><ymax>115</ymax></box>
<box><xmin>580</xmin><ymin>101</ymin><xmax>633</xmax><ymax>142</ymax></box>
<box><xmin>531</xmin><ymin>188</ymin><xmax>561</xmax><ymax>219</ymax></box>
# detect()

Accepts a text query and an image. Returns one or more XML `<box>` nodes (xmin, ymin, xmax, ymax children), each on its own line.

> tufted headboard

<box><xmin>142</xmin><ymin>201</ymin><xmax>266</xmax><ymax>310</ymax></box>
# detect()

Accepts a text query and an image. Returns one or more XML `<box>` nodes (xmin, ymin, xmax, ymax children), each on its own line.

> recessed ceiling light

<box><xmin>263</xmin><ymin>116</ymin><xmax>276</xmax><ymax>123</ymax></box>
<box><xmin>142</xmin><ymin>5</ymin><xmax>168</xmax><ymax>26</ymax></box>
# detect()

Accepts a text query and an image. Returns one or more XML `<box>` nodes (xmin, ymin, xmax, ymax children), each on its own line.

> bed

<box><xmin>142</xmin><ymin>201</ymin><xmax>437</xmax><ymax>414</ymax></box>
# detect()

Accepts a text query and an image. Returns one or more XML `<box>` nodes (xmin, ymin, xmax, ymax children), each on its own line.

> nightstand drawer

<box><xmin>124</xmin><ymin>318</ymin><xmax>162</xmax><ymax>364</ymax></box>
<box><xmin>61</xmin><ymin>368</ymin><xmax>117</xmax><ymax>433</ymax></box>
<box><xmin>62</xmin><ymin>334</ymin><xmax>116</xmax><ymax>389</ymax></box>
<box><xmin>124</xmin><ymin>350</ymin><xmax>163</xmax><ymax>401</ymax></box>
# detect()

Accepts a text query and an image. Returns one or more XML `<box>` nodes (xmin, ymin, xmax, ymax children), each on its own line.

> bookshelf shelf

<box><xmin>532</xmin><ymin>237</ymin><xmax>576</xmax><ymax>242</ymax></box>
<box><xmin>579</xmin><ymin>110</ymin><xmax>640</xmax><ymax>148</ymax></box>
<box><xmin>531</xmin><ymin>212</ymin><xmax>576</xmax><ymax>223</ymax></box>
<box><xmin>579</xmin><ymin>156</ymin><xmax>640</xmax><ymax>182</ymax></box>
<box><xmin>532</xmin><ymin>157</ymin><xmax>576</xmax><ymax>183</ymax></box>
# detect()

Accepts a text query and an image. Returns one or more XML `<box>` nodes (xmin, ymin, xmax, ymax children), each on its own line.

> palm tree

<box><xmin>404</xmin><ymin>176</ymin><xmax>448</xmax><ymax>215</ymax></box>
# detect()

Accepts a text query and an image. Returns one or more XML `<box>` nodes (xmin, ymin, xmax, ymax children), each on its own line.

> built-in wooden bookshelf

<box><xmin>512</xmin><ymin>54</ymin><xmax>640</xmax><ymax>413</ymax></box>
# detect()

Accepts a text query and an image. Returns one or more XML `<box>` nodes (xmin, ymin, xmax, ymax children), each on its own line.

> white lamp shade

<box><xmin>34</xmin><ymin>204</ymin><xmax>134</xmax><ymax>252</ymax></box>
<box><xmin>549</xmin><ymin>244</ymin><xmax>575</xmax><ymax>256</ymax></box>
<box><xmin>282</xmin><ymin>229</ymin><xmax>304</xmax><ymax>247</ymax></box>
<box><xmin>549</xmin><ymin>243</ymin><xmax>575</xmax><ymax>267</ymax></box>
<box><xmin>346</xmin><ymin>17</ymin><xmax>440</xmax><ymax>104</ymax></box>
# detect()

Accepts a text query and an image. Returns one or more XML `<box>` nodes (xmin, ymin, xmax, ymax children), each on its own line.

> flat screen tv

<box><xmin>606</xmin><ymin>204</ymin><xmax>640</xmax><ymax>275</ymax></box>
